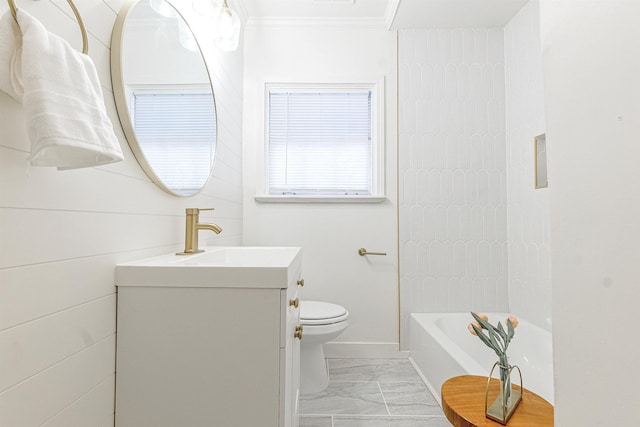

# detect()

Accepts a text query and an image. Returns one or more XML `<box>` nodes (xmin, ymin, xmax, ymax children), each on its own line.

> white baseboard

<box><xmin>323</xmin><ymin>342</ymin><xmax>410</xmax><ymax>359</ymax></box>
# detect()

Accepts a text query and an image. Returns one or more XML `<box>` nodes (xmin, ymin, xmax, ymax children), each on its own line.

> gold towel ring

<box><xmin>7</xmin><ymin>0</ymin><xmax>89</xmax><ymax>54</ymax></box>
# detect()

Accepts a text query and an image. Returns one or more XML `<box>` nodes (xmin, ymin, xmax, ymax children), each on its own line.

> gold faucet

<box><xmin>177</xmin><ymin>208</ymin><xmax>222</xmax><ymax>255</ymax></box>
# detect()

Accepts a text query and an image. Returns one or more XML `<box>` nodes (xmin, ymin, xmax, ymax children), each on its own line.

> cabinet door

<box><xmin>116</xmin><ymin>287</ymin><xmax>282</xmax><ymax>427</ymax></box>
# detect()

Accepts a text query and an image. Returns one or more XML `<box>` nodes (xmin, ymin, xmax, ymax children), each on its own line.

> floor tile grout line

<box><xmin>301</xmin><ymin>358</ymin><xmax>448</xmax><ymax>423</ymax></box>
<box><xmin>376</xmin><ymin>381</ymin><xmax>392</xmax><ymax>416</ymax></box>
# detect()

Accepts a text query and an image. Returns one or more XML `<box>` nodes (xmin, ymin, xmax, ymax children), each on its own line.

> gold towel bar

<box><xmin>358</xmin><ymin>248</ymin><xmax>387</xmax><ymax>256</ymax></box>
<box><xmin>7</xmin><ymin>0</ymin><xmax>89</xmax><ymax>54</ymax></box>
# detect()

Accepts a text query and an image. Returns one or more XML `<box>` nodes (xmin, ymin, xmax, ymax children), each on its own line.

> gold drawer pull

<box><xmin>294</xmin><ymin>325</ymin><xmax>303</xmax><ymax>340</ymax></box>
<box><xmin>289</xmin><ymin>298</ymin><xmax>299</xmax><ymax>308</ymax></box>
<box><xmin>297</xmin><ymin>279</ymin><xmax>305</xmax><ymax>287</ymax></box>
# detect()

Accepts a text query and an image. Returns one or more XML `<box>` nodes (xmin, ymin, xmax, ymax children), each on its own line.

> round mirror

<box><xmin>111</xmin><ymin>0</ymin><xmax>217</xmax><ymax>196</ymax></box>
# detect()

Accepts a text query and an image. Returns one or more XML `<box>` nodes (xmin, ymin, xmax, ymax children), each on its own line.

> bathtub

<box><xmin>409</xmin><ymin>313</ymin><xmax>554</xmax><ymax>405</ymax></box>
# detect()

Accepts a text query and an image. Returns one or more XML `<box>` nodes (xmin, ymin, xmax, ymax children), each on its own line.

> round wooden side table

<box><xmin>441</xmin><ymin>375</ymin><xmax>554</xmax><ymax>427</ymax></box>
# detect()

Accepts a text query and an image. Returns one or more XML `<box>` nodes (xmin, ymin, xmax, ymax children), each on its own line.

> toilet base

<box><xmin>300</xmin><ymin>342</ymin><xmax>329</xmax><ymax>394</ymax></box>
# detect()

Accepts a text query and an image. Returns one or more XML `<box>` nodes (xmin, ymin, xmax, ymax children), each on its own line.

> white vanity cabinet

<box><xmin>114</xmin><ymin>247</ymin><xmax>302</xmax><ymax>427</ymax></box>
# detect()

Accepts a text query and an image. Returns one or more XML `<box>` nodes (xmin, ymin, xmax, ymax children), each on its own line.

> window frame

<box><xmin>257</xmin><ymin>81</ymin><xmax>386</xmax><ymax>203</ymax></box>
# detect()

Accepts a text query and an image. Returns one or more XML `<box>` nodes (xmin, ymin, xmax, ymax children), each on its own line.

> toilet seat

<box><xmin>300</xmin><ymin>301</ymin><xmax>349</xmax><ymax>326</ymax></box>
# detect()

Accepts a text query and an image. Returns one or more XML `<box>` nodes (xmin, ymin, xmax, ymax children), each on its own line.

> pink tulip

<box><xmin>474</xmin><ymin>312</ymin><xmax>489</xmax><ymax>322</ymax></box>
<box><xmin>467</xmin><ymin>322</ymin><xmax>481</xmax><ymax>335</ymax></box>
<box><xmin>507</xmin><ymin>315</ymin><xmax>519</xmax><ymax>328</ymax></box>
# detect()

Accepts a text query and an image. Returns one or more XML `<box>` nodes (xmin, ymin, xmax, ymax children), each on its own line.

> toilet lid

<box><xmin>300</xmin><ymin>301</ymin><xmax>349</xmax><ymax>325</ymax></box>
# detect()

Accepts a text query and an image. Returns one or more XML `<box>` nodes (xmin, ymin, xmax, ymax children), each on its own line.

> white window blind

<box><xmin>133</xmin><ymin>92</ymin><xmax>216</xmax><ymax>195</ymax></box>
<box><xmin>268</xmin><ymin>89</ymin><xmax>373</xmax><ymax>196</ymax></box>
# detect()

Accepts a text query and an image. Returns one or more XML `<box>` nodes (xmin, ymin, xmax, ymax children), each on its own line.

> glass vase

<box><xmin>499</xmin><ymin>356</ymin><xmax>512</xmax><ymax>405</ymax></box>
<box><xmin>485</xmin><ymin>361</ymin><xmax>523</xmax><ymax>425</ymax></box>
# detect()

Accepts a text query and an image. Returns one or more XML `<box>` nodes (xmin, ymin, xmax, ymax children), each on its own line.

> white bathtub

<box><xmin>409</xmin><ymin>312</ymin><xmax>554</xmax><ymax>405</ymax></box>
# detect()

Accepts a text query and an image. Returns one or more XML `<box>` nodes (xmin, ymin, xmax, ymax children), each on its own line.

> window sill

<box><xmin>255</xmin><ymin>195</ymin><xmax>387</xmax><ymax>204</ymax></box>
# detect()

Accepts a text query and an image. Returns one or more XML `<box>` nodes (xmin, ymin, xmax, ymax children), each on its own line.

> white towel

<box><xmin>0</xmin><ymin>12</ymin><xmax>22</xmax><ymax>102</ymax></box>
<box><xmin>16</xmin><ymin>10</ymin><xmax>124</xmax><ymax>170</ymax></box>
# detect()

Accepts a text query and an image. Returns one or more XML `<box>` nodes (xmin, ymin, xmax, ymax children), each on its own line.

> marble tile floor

<box><xmin>299</xmin><ymin>359</ymin><xmax>451</xmax><ymax>427</ymax></box>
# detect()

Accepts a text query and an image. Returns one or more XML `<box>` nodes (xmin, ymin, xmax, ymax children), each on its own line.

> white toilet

<box><xmin>299</xmin><ymin>300</ymin><xmax>349</xmax><ymax>394</ymax></box>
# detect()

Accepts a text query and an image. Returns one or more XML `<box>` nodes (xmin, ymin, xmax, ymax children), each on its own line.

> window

<box><xmin>132</xmin><ymin>87</ymin><xmax>216</xmax><ymax>195</ymax></box>
<box><xmin>264</xmin><ymin>83</ymin><xmax>384</xmax><ymax>201</ymax></box>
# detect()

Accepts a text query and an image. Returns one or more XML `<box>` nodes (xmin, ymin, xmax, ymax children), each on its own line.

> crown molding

<box><xmin>244</xmin><ymin>16</ymin><xmax>388</xmax><ymax>30</ymax></box>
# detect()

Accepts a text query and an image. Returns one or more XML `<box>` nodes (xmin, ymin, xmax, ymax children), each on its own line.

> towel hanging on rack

<box><xmin>1</xmin><ymin>0</ymin><xmax>87</xmax><ymax>101</ymax></box>
<box><xmin>7</xmin><ymin>0</ymin><xmax>88</xmax><ymax>54</ymax></box>
<box><xmin>0</xmin><ymin>11</ymin><xmax>21</xmax><ymax>101</ymax></box>
<box><xmin>0</xmin><ymin>8</ymin><xmax>124</xmax><ymax>169</ymax></box>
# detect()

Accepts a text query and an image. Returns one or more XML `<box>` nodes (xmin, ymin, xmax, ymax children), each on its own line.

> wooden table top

<box><xmin>441</xmin><ymin>375</ymin><xmax>554</xmax><ymax>427</ymax></box>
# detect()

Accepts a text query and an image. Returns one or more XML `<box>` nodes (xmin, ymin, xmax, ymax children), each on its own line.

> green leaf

<box><xmin>496</xmin><ymin>321</ymin><xmax>508</xmax><ymax>342</ymax></box>
<box><xmin>471</xmin><ymin>312</ymin><xmax>493</xmax><ymax>332</ymax></box>
<box><xmin>472</xmin><ymin>325</ymin><xmax>493</xmax><ymax>348</ymax></box>
<box><xmin>487</xmin><ymin>328</ymin><xmax>502</xmax><ymax>352</ymax></box>
<box><xmin>470</xmin><ymin>312</ymin><xmax>505</xmax><ymax>353</ymax></box>
<box><xmin>471</xmin><ymin>324</ymin><xmax>486</xmax><ymax>340</ymax></box>
<box><xmin>507</xmin><ymin>319</ymin><xmax>515</xmax><ymax>342</ymax></box>
<box><xmin>470</xmin><ymin>312</ymin><xmax>484</xmax><ymax>326</ymax></box>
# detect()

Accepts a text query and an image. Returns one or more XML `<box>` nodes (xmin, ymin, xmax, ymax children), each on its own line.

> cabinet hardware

<box><xmin>294</xmin><ymin>325</ymin><xmax>303</xmax><ymax>340</ymax></box>
<box><xmin>358</xmin><ymin>248</ymin><xmax>387</xmax><ymax>256</ymax></box>
<box><xmin>289</xmin><ymin>298</ymin><xmax>299</xmax><ymax>308</ymax></box>
<box><xmin>297</xmin><ymin>279</ymin><xmax>305</xmax><ymax>287</ymax></box>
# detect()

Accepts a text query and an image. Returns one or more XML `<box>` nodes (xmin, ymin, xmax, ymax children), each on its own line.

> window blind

<box><xmin>133</xmin><ymin>92</ymin><xmax>216</xmax><ymax>195</ymax></box>
<box><xmin>268</xmin><ymin>90</ymin><xmax>373</xmax><ymax>196</ymax></box>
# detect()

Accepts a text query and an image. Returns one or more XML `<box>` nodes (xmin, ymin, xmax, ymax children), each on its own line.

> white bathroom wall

<box><xmin>503</xmin><ymin>0</ymin><xmax>551</xmax><ymax>331</ymax></box>
<box><xmin>242</xmin><ymin>22</ymin><xmax>400</xmax><ymax>356</ymax></box>
<box><xmin>398</xmin><ymin>28</ymin><xmax>509</xmax><ymax>347</ymax></box>
<box><xmin>540</xmin><ymin>0</ymin><xmax>640</xmax><ymax>424</ymax></box>
<box><xmin>0</xmin><ymin>0</ymin><xmax>244</xmax><ymax>424</ymax></box>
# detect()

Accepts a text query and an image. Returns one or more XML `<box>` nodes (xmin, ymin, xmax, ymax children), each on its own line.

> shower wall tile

<box><xmin>399</xmin><ymin>29</ymin><xmax>509</xmax><ymax>347</ymax></box>
<box><xmin>504</xmin><ymin>0</ymin><xmax>551</xmax><ymax>331</ymax></box>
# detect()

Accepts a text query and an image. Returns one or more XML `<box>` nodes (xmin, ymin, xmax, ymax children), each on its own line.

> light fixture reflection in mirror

<box><xmin>111</xmin><ymin>0</ymin><xmax>217</xmax><ymax>197</ymax></box>
<box><xmin>178</xmin><ymin>18</ymin><xmax>199</xmax><ymax>51</ymax></box>
<box><xmin>192</xmin><ymin>0</ymin><xmax>217</xmax><ymax>16</ymax></box>
<box><xmin>213</xmin><ymin>0</ymin><xmax>241</xmax><ymax>51</ymax></box>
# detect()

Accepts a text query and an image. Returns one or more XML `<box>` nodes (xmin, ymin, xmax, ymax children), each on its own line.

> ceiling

<box><xmin>237</xmin><ymin>0</ymin><xmax>530</xmax><ymax>29</ymax></box>
<box><xmin>238</xmin><ymin>0</ymin><xmax>389</xmax><ymax>20</ymax></box>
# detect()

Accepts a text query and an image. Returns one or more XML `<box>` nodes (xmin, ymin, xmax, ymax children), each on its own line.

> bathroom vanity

<box><xmin>114</xmin><ymin>247</ymin><xmax>302</xmax><ymax>427</ymax></box>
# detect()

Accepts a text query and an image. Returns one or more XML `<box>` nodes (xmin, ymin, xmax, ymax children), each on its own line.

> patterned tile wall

<box><xmin>398</xmin><ymin>28</ymin><xmax>509</xmax><ymax>346</ymax></box>
<box><xmin>504</xmin><ymin>0</ymin><xmax>551</xmax><ymax>331</ymax></box>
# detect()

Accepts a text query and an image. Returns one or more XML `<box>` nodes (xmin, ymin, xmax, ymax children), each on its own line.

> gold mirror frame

<box><xmin>110</xmin><ymin>0</ymin><xmax>217</xmax><ymax>196</ymax></box>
